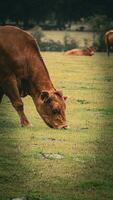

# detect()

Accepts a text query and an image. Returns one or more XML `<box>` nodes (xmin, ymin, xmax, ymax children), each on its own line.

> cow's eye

<box><xmin>46</xmin><ymin>98</ymin><xmax>52</xmax><ymax>104</ymax></box>
<box><xmin>52</xmin><ymin>108</ymin><xmax>60</xmax><ymax>115</ymax></box>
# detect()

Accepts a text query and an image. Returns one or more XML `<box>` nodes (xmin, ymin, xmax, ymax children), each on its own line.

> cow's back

<box><xmin>0</xmin><ymin>26</ymin><xmax>38</xmax><ymax>80</ymax></box>
<box><xmin>65</xmin><ymin>48</ymin><xmax>93</xmax><ymax>56</ymax></box>
<box><xmin>0</xmin><ymin>26</ymin><xmax>37</xmax><ymax>50</ymax></box>
<box><xmin>105</xmin><ymin>30</ymin><xmax>113</xmax><ymax>45</ymax></box>
<box><xmin>65</xmin><ymin>49</ymin><xmax>83</xmax><ymax>55</ymax></box>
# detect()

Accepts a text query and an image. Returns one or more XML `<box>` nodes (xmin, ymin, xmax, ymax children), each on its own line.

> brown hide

<box><xmin>0</xmin><ymin>26</ymin><xmax>67</xmax><ymax>129</ymax></box>
<box><xmin>65</xmin><ymin>47</ymin><xmax>95</xmax><ymax>56</ymax></box>
<box><xmin>105</xmin><ymin>30</ymin><xmax>113</xmax><ymax>56</ymax></box>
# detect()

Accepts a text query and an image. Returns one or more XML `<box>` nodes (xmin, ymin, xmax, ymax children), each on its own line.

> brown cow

<box><xmin>105</xmin><ymin>30</ymin><xmax>113</xmax><ymax>56</ymax></box>
<box><xmin>65</xmin><ymin>47</ymin><xmax>95</xmax><ymax>56</ymax></box>
<box><xmin>0</xmin><ymin>26</ymin><xmax>68</xmax><ymax>129</ymax></box>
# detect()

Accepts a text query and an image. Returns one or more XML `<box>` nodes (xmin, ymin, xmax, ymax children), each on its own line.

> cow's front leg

<box><xmin>3</xmin><ymin>76</ymin><xmax>31</xmax><ymax>127</ymax></box>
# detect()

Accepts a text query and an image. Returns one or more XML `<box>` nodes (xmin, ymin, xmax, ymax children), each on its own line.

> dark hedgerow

<box><xmin>39</xmin><ymin>40</ymin><xmax>65</xmax><ymax>51</ymax></box>
<box><xmin>39</xmin><ymin>36</ymin><xmax>78</xmax><ymax>52</ymax></box>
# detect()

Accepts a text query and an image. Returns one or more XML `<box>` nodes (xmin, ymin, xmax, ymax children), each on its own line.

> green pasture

<box><xmin>0</xmin><ymin>52</ymin><xmax>113</xmax><ymax>200</ymax></box>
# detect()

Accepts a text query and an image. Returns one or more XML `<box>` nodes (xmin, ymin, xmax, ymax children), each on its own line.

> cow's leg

<box><xmin>3</xmin><ymin>76</ymin><xmax>31</xmax><ymax>127</ymax></box>
<box><xmin>107</xmin><ymin>45</ymin><xmax>110</xmax><ymax>56</ymax></box>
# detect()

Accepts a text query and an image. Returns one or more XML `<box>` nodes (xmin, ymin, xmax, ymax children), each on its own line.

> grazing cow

<box><xmin>105</xmin><ymin>30</ymin><xmax>113</xmax><ymax>56</ymax></box>
<box><xmin>0</xmin><ymin>26</ymin><xmax>68</xmax><ymax>129</ymax></box>
<box><xmin>65</xmin><ymin>47</ymin><xmax>95</xmax><ymax>56</ymax></box>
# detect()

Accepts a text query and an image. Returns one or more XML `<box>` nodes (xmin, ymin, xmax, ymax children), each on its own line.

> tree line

<box><xmin>0</xmin><ymin>0</ymin><xmax>112</xmax><ymax>29</ymax></box>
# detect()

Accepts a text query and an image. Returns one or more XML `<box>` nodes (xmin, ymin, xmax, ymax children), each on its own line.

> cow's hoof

<box><xmin>21</xmin><ymin>123</ymin><xmax>33</xmax><ymax>128</ymax></box>
<box><xmin>21</xmin><ymin>118</ymin><xmax>32</xmax><ymax>127</ymax></box>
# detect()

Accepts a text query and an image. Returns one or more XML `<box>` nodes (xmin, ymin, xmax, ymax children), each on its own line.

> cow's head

<box><xmin>87</xmin><ymin>47</ymin><xmax>96</xmax><ymax>56</ymax></box>
<box><xmin>36</xmin><ymin>90</ymin><xmax>68</xmax><ymax>129</ymax></box>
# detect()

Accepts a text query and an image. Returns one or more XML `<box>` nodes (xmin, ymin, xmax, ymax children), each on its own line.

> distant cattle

<box><xmin>105</xmin><ymin>30</ymin><xmax>113</xmax><ymax>56</ymax></box>
<box><xmin>65</xmin><ymin>47</ymin><xmax>96</xmax><ymax>56</ymax></box>
<box><xmin>0</xmin><ymin>26</ymin><xmax>68</xmax><ymax>129</ymax></box>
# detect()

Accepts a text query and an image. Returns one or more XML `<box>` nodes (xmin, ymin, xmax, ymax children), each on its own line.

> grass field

<box><xmin>0</xmin><ymin>52</ymin><xmax>113</xmax><ymax>200</ymax></box>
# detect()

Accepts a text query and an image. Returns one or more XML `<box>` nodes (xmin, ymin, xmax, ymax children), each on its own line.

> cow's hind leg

<box><xmin>3</xmin><ymin>75</ymin><xmax>31</xmax><ymax>127</ymax></box>
<box><xmin>107</xmin><ymin>45</ymin><xmax>110</xmax><ymax>56</ymax></box>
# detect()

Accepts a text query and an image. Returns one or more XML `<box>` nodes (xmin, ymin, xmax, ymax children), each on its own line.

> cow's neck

<box><xmin>30</xmin><ymin>53</ymin><xmax>55</xmax><ymax>97</ymax></box>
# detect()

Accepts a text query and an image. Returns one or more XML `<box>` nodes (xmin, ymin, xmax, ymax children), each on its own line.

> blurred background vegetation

<box><xmin>0</xmin><ymin>0</ymin><xmax>113</xmax><ymax>51</ymax></box>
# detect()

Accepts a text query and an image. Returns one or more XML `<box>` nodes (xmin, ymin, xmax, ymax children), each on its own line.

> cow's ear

<box><xmin>55</xmin><ymin>90</ymin><xmax>67</xmax><ymax>101</ymax></box>
<box><xmin>64</xmin><ymin>96</ymin><xmax>68</xmax><ymax>101</ymax></box>
<box><xmin>55</xmin><ymin>90</ymin><xmax>63</xmax><ymax>97</ymax></box>
<box><xmin>40</xmin><ymin>91</ymin><xmax>51</xmax><ymax>103</ymax></box>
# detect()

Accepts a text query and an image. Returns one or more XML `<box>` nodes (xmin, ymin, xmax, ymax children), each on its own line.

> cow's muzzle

<box><xmin>58</xmin><ymin>124</ymin><xmax>69</xmax><ymax>129</ymax></box>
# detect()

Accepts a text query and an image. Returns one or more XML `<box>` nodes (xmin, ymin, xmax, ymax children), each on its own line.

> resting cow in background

<box><xmin>105</xmin><ymin>30</ymin><xmax>113</xmax><ymax>56</ymax></box>
<box><xmin>65</xmin><ymin>47</ymin><xmax>95</xmax><ymax>56</ymax></box>
<box><xmin>0</xmin><ymin>26</ymin><xmax>68</xmax><ymax>129</ymax></box>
